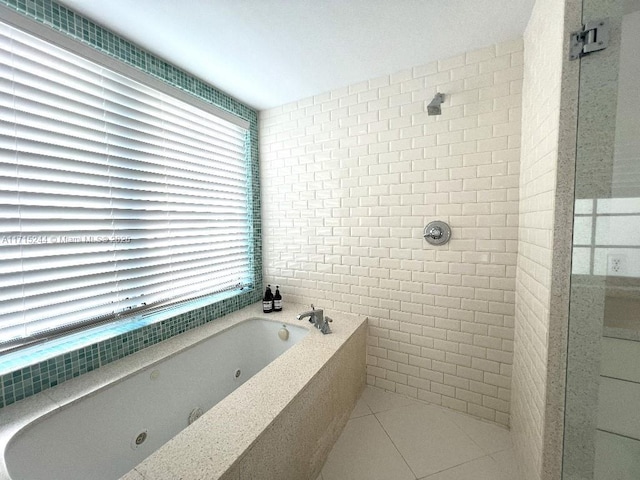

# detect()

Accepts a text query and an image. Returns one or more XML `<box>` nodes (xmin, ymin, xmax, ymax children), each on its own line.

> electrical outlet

<box><xmin>607</xmin><ymin>254</ymin><xmax>626</xmax><ymax>275</ymax></box>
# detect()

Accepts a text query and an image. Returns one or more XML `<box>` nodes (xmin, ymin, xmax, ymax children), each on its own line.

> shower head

<box><xmin>427</xmin><ymin>93</ymin><xmax>445</xmax><ymax>116</ymax></box>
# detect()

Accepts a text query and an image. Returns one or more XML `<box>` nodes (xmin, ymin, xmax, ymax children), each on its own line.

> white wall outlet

<box><xmin>607</xmin><ymin>254</ymin><xmax>626</xmax><ymax>275</ymax></box>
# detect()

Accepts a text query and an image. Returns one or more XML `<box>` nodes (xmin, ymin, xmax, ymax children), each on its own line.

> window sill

<box><xmin>0</xmin><ymin>289</ymin><xmax>249</xmax><ymax>377</ymax></box>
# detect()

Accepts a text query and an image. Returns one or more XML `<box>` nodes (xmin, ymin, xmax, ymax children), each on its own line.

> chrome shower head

<box><xmin>427</xmin><ymin>93</ymin><xmax>445</xmax><ymax>116</ymax></box>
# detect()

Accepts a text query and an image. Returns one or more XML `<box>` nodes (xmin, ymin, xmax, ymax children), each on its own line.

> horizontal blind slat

<box><xmin>0</xmin><ymin>20</ymin><xmax>252</xmax><ymax>348</ymax></box>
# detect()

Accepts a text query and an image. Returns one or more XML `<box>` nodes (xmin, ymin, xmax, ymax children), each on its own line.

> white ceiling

<box><xmin>57</xmin><ymin>0</ymin><xmax>534</xmax><ymax>110</ymax></box>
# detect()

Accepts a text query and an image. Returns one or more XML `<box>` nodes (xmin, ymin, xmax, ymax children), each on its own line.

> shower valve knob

<box><xmin>423</xmin><ymin>221</ymin><xmax>451</xmax><ymax>246</ymax></box>
<box><xmin>427</xmin><ymin>226</ymin><xmax>443</xmax><ymax>239</ymax></box>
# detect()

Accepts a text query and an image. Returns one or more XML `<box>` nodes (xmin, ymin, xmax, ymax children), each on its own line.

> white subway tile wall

<box><xmin>511</xmin><ymin>0</ymin><xmax>565</xmax><ymax>477</ymax></box>
<box><xmin>260</xmin><ymin>39</ymin><xmax>524</xmax><ymax>426</ymax></box>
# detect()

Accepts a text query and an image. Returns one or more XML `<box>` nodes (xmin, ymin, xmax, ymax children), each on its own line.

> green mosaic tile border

<box><xmin>0</xmin><ymin>0</ymin><xmax>262</xmax><ymax>409</ymax></box>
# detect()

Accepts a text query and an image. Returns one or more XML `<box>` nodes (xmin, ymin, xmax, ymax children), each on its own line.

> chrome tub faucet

<box><xmin>296</xmin><ymin>304</ymin><xmax>332</xmax><ymax>334</ymax></box>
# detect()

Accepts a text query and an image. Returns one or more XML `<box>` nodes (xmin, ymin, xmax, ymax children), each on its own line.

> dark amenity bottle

<box><xmin>273</xmin><ymin>286</ymin><xmax>282</xmax><ymax>312</ymax></box>
<box><xmin>263</xmin><ymin>284</ymin><xmax>274</xmax><ymax>313</ymax></box>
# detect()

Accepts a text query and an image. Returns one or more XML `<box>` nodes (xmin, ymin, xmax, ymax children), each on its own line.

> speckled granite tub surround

<box><xmin>127</xmin><ymin>306</ymin><xmax>366</xmax><ymax>480</ymax></box>
<box><xmin>0</xmin><ymin>303</ymin><xmax>366</xmax><ymax>480</ymax></box>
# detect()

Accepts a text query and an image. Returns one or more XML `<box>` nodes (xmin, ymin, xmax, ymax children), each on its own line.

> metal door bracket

<box><xmin>570</xmin><ymin>18</ymin><xmax>609</xmax><ymax>60</ymax></box>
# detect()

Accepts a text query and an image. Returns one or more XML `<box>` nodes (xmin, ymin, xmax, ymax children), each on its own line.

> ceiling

<box><xmin>57</xmin><ymin>0</ymin><xmax>535</xmax><ymax>111</ymax></box>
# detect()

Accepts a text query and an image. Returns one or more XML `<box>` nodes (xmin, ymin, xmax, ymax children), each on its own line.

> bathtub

<box><xmin>0</xmin><ymin>302</ymin><xmax>367</xmax><ymax>480</ymax></box>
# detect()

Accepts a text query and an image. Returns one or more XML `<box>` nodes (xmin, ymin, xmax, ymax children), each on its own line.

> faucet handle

<box><xmin>310</xmin><ymin>303</ymin><xmax>315</xmax><ymax>310</ymax></box>
<box><xmin>320</xmin><ymin>316</ymin><xmax>333</xmax><ymax>334</ymax></box>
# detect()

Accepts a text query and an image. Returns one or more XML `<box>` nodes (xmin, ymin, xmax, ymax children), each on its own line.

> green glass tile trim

<box><xmin>2</xmin><ymin>345</ymin><xmax>101</xmax><ymax>405</ymax></box>
<box><xmin>1</xmin><ymin>0</ymin><xmax>257</xmax><ymax>122</ymax></box>
<box><xmin>0</xmin><ymin>0</ymin><xmax>263</xmax><ymax>409</ymax></box>
<box><xmin>1</xmin><ymin>289</ymin><xmax>261</xmax><ymax>408</ymax></box>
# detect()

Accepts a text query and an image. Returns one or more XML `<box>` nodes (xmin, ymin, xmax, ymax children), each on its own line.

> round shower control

<box><xmin>423</xmin><ymin>221</ymin><xmax>451</xmax><ymax>246</ymax></box>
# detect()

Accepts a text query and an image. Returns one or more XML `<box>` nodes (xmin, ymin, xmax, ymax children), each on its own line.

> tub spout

<box><xmin>296</xmin><ymin>304</ymin><xmax>322</xmax><ymax>324</ymax></box>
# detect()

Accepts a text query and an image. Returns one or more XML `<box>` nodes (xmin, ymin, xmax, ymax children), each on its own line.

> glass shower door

<box><xmin>564</xmin><ymin>0</ymin><xmax>640</xmax><ymax>479</ymax></box>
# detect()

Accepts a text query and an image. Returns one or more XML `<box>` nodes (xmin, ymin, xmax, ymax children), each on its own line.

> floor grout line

<box><xmin>416</xmin><ymin>452</ymin><xmax>498</xmax><ymax>479</ymax></box>
<box><xmin>370</xmin><ymin>406</ymin><xmax>420</xmax><ymax>480</ymax></box>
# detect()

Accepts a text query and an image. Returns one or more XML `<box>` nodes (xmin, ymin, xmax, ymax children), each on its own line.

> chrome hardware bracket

<box><xmin>570</xmin><ymin>18</ymin><xmax>609</xmax><ymax>60</ymax></box>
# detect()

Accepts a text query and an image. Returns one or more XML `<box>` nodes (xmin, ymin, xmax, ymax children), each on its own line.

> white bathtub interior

<box><xmin>3</xmin><ymin>318</ymin><xmax>308</xmax><ymax>480</ymax></box>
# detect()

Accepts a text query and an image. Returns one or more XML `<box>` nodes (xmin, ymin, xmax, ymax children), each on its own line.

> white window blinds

<box><xmin>0</xmin><ymin>21</ymin><xmax>252</xmax><ymax>349</ymax></box>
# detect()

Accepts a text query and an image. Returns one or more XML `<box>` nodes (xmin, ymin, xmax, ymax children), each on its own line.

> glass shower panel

<box><xmin>594</xmin><ymin>5</ymin><xmax>640</xmax><ymax>478</ymax></box>
<box><xmin>564</xmin><ymin>0</ymin><xmax>640</xmax><ymax>479</ymax></box>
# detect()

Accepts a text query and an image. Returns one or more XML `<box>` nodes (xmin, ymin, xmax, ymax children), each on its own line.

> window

<box><xmin>0</xmin><ymin>20</ymin><xmax>253</xmax><ymax>351</ymax></box>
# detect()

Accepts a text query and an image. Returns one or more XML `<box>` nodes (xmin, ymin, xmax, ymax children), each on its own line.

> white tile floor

<box><xmin>317</xmin><ymin>386</ymin><xmax>518</xmax><ymax>480</ymax></box>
